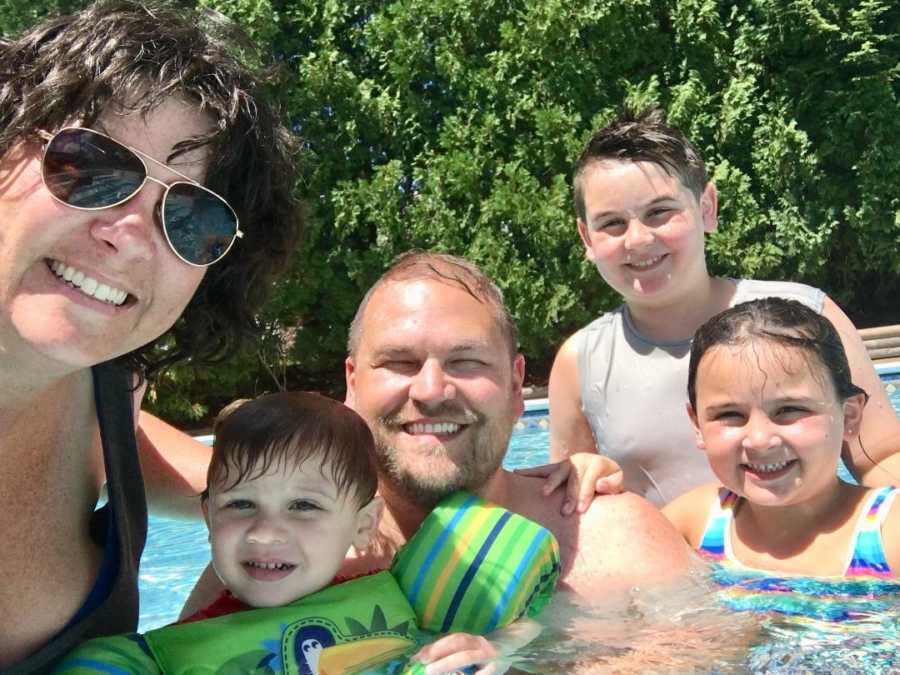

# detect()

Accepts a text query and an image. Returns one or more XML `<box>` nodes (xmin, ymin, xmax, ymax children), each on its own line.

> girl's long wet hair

<box><xmin>687</xmin><ymin>297</ymin><xmax>868</xmax><ymax>410</ymax></box>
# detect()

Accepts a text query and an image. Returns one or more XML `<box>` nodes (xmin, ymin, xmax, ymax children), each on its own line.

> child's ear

<box><xmin>700</xmin><ymin>182</ymin><xmax>718</xmax><ymax>233</ymax></box>
<box><xmin>352</xmin><ymin>496</ymin><xmax>384</xmax><ymax>550</ymax></box>
<box><xmin>841</xmin><ymin>392</ymin><xmax>867</xmax><ymax>442</ymax></box>
<box><xmin>576</xmin><ymin>218</ymin><xmax>596</xmax><ymax>261</ymax></box>
<box><xmin>201</xmin><ymin>499</ymin><xmax>212</xmax><ymax>542</ymax></box>
<box><xmin>687</xmin><ymin>403</ymin><xmax>706</xmax><ymax>450</ymax></box>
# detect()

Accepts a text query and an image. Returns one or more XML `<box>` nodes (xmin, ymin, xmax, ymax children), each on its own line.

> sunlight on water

<box><xmin>498</xmin><ymin>568</ymin><xmax>900</xmax><ymax>673</ymax></box>
<box><xmin>715</xmin><ymin>568</ymin><xmax>900</xmax><ymax>673</ymax></box>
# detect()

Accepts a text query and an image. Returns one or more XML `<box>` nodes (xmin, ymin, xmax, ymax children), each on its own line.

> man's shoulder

<box><xmin>484</xmin><ymin>476</ymin><xmax>697</xmax><ymax>598</ymax></box>
<box><xmin>508</xmin><ymin>482</ymin><xmax>670</xmax><ymax>548</ymax></box>
<box><xmin>554</xmin><ymin>492</ymin><xmax>697</xmax><ymax>596</ymax></box>
<box><xmin>578</xmin><ymin>491</ymin><xmax>669</xmax><ymax>531</ymax></box>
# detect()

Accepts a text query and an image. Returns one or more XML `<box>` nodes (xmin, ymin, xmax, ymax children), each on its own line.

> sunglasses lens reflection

<box><xmin>42</xmin><ymin>128</ymin><xmax>239</xmax><ymax>266</ymax></box>
<box><xmin>164</xmin><ymin>183</ymin><xmax>238</xmax><ymax>265</ymax></box>
<box><xmin>43</xmin><ymin>128</ymin><xmax>146</xmax><ymax>208</ymax></box>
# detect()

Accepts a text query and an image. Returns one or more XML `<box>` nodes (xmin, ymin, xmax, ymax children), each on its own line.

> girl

<box><xmin>663</xmin><ymin>297</ymin><xmax>900</xmax><ymax>577</ymax></box>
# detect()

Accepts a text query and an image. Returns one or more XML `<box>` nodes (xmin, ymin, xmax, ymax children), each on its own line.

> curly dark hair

<box><xmin>573</xmin><ymin>107</ymin><xmax>708</xmax><ymax>223</ymax></box>
<box><xmin>0</xmin><ymin>0</ymin><xmax>303</xmax><ymax>377</ymax></box>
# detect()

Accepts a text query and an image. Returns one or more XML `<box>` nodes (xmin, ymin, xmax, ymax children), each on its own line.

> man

<box><xmin>181</xmin><ymin>251</ymin><xmax>695</xmax><ymax>619</ymax></box>
<box><xmin>340</xmin><ymin>250</ymin><xmax>696</xmax><ymax>594</ymax></box>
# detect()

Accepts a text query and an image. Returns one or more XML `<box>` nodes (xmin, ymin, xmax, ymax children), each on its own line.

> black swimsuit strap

<box><xmin>10</xmin><ymin>362</ymin><xmax>147</xmax><ymax>674</ymax></box>
<box><xmin>91</xmin><ymin>360</ymin><xmax>147</xmax><ymax>566</ymax></box>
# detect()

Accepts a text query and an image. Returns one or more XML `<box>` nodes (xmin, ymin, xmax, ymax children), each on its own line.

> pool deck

<box><xmin>861</xmin><ymin>324</ymin><xmax>900</xmax><ymax>363</ymax></box>
<box><xmin>524</xmin><ymin>397</ymin><xmax>549</xmax><ymax>413</ymax></box>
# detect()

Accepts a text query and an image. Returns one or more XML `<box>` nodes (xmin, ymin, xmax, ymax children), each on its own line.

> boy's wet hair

<box><xmin>0</xmin><ymin>0</ymin><xmax>302</xmax><ymax>377</ymax></box>
<box><xmin>687</xmin><ymin>297</ymin><xmax>868</xmax><ymax>409</ymax></box>
<box><xmin>203</xmin><ymin>392</ymin><xmax>378</xmax><ymax>509</ymax></box>
<box><xmin>572</xmin><ymin>107</ymin><xmax>708</xmax><ymax>223</ymax></box>
<box><xmin>347</xmin><ymin>249</ymin><xmax>519</xmax><ymax>360</ymax></box>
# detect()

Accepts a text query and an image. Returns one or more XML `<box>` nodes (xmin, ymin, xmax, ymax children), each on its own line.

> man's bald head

<box><xmin>347</xmin><ymin>251</ymin><xmax>518</xmax><ymax>360</ymax></box>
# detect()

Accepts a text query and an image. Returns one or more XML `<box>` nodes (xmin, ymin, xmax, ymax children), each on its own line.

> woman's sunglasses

<box><xmin>39</xmin><ymin>127</ymin><xmax>241</xmax><ymax>267</ymax></box>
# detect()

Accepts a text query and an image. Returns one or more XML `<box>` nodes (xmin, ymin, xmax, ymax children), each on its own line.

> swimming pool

<box><xmin>878</xmin><ymin>362</ymin><xmax>900</xmax><ymax>412</ymax></box>
<box><xmin>137</xmin><ymin>368</ymin><xmax>900</xmax><ymax>670</ymax></box>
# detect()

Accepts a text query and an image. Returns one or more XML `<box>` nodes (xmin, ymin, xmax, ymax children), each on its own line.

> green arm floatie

<box><xmin>392</xmin><ymin>491</ymin><xmax>561</xmax><ymax>634</ymax></box>
<box><xmin>52</xmin><ymin>633</ymin><xmax>161</xmax><ymax>674</ymax></box>
<box><xmin>55</xmin><ymin>571</ymin><xmax>417</xmax><ymax>675</ymax></box>
<box><xmin>55</xmin><ymin>491</ymin><xmax>560</xmax><ymax>674</ymax></box>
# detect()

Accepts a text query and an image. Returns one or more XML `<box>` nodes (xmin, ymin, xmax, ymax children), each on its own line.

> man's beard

<box><xmin>370</xmin><ymin>406</ymin><xmax>514</xmax><ymax>509</ymax></box>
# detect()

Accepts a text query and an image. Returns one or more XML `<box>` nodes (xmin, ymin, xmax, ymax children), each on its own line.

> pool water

<box><xmin>880</xmin><ymin>364</ymin><xmax>900</xmax><ymax>413</ymax></box>
<box><xmin>137</xmin><ymin>369</ymin><xmax>900</xmax><ymax>670</ymax></box>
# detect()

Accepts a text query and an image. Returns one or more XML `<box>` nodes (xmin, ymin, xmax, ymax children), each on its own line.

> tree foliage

<box><xmin>4</xmin><ymin>0</ymin><xmax>898</xmax><ymax>423</ymax></box>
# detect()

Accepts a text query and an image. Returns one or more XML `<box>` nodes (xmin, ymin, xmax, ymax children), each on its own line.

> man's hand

<box><xmin>515</xmin><ymin>452</ymin><xmax>624</xmax><ymax>515</ymax></box>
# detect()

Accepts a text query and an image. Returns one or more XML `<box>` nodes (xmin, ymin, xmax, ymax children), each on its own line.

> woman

<box><xmin>0</xmin><ymin>1</ymin><xmax>301</xmax><ymax>670</ymax></box>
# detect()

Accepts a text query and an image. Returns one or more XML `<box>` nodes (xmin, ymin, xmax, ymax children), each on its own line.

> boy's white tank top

<box><xmin>576</xmin><ymin>278</ymin><xmax>826</xmax><ymax>507</ymax></box>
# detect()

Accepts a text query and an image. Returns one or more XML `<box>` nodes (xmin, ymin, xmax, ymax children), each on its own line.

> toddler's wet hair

<box><xmin>203</xmin><ymin>392</ymin><xmax>377</xmax><ymax>508</ymax></box>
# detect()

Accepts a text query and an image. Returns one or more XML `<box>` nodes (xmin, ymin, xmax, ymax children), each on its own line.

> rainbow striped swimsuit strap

<box><xmin>390</xmin><ymin>491</ymin><xmax>561</xmax><ymax>635</ymax></box>
<box><xmin>845</xmin><ymin>486</ymin><xmax>898</xmax><ymax>578</ymax></box>
<box><xmin>697</xmin><ymin>488</ymin><xmax>741</xmax><ymax>562</ymax></box>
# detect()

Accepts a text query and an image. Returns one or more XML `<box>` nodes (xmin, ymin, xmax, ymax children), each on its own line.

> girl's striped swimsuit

<box><xmin>696</xmin><ymin>486</ymin><xmax>899</xmax><ymax>624</ymax></box>
<box><xmin>699</xmin><ymin>486</ymin><xmax>898</xmax><ymax>577</ymax></box>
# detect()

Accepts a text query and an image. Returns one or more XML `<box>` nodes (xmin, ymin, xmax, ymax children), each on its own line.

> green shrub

<box><xmin>6</xmin><ymin>0</ymin><xmax>897</xmax><ymax>424</ymax></box>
